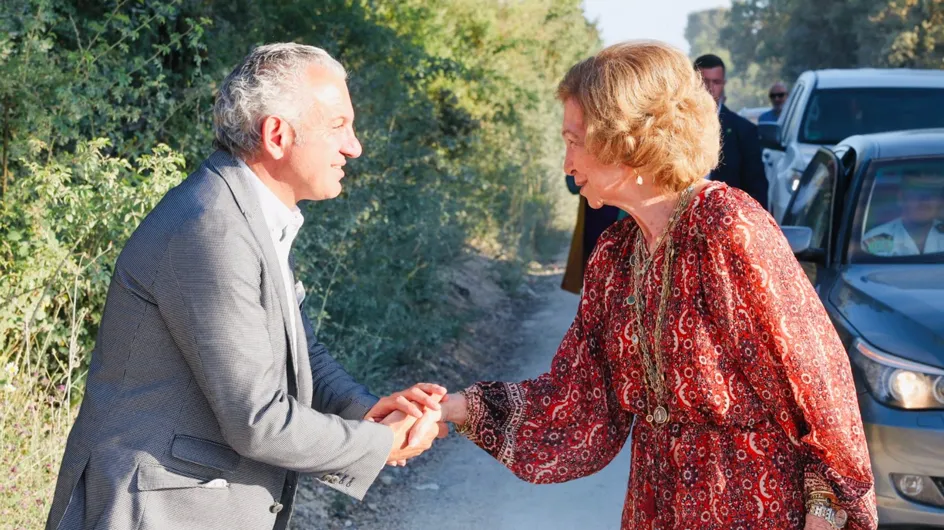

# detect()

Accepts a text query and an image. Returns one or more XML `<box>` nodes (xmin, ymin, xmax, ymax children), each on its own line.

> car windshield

<box><xmin>851</xmin><ymin>157</ymin><xmax>944</xmax><ymax>264</ymax></box>
<box><xmin>800</xmin><ymin>88</ymin><xmax>944</xmax><ymax>145</ymax></box>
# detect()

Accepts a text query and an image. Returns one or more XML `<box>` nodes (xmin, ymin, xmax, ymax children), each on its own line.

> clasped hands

<box><xmin>364</xmin><ymin>383</ymin><xmax>453</xmax><ymax>467</ymax></box>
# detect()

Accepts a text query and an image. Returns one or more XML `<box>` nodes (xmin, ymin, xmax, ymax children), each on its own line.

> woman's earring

<box><xmin>636</xmin><ymin>174</ymin><xmax>644</xmax><ymax>186</ymax></box>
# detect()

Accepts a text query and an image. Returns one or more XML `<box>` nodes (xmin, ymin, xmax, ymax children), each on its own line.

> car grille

<box><xmin>934</xmin><ymin>477</ymin><xmax>944</xmax><ymax>497</ymax></box>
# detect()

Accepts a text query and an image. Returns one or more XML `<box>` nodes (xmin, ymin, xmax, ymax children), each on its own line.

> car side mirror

<box><xmin>781</xmin><ymin>225</ymin><xmax>826</xmax><ymax>263</ymax></box>
<box><xmin>758</xmin><ymin>122</ymin><xmax>784</xmax><ymax>151</ymax></box>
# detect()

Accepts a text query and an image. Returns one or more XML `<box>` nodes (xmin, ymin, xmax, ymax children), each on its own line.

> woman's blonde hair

<box><xmin>557</xmin><ymin>41</ymin><xmax>720</xmax><ymax>191</ymax></box>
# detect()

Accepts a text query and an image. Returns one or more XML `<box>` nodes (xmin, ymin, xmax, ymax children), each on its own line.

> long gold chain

<box><xmin>629</xmin><ymin>185</ymin><xmax>695</xmax><ymax>425</ymax></box>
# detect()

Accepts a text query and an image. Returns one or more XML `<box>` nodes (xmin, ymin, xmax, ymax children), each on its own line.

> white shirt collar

<box><xmin>237</xmin><ymin>158</ymin><xmax>304</xmax><ymax>246</ymax></box>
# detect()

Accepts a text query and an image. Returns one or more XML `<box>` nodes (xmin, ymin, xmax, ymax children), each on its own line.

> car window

<box><xmin>780</xmin><ymin>81</ymin><xmax>805</xmax><ymax>138</ymax></box>
<box><xmin>782</xmin><ymin>151</ymin><xmax>836</xmax><ymax>250</ymax></box>
<box><xmin>800</xmin><ymin>88</ymin><xmax>944</xmax><ymax>145</ymax></box>
<box><xmin>851</xmin><ymin>157</ymin><xmax>944</xmax><ymax>262</ymax></box>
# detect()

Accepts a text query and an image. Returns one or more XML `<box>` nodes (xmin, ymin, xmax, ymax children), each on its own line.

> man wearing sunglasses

<box><xmin>759</xmin><ymin>82</ymin><xmax>788</xmax><ymax>123</ymax></box>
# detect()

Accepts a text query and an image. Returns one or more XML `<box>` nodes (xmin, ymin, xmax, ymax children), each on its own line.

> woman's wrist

<box><xmin>441</xmin><ymin>392</ymin><xmax>468</xmax><ymax>425</ymax></box>
<box><xmin>804</xmin><ymin>471</ymin><xmax>836</xmax><ymax>503</ymax></box>
<box><xmin>807</xmin><ymin>505</ymin><xmax>847</xmax><ymax>529</ymax></box>
<box><xmin>806</xmin><ymin>491</ymin><xmax>836</xmax><ymax>508</ymax></box>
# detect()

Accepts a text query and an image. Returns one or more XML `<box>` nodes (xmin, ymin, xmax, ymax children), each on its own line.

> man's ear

<box><xmin>259</xmin><ymin>115</ymin><xmax>293</xmax><ymax>161</ymax></box>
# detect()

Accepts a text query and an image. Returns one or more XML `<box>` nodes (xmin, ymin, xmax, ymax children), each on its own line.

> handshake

<box><xmin>364</xmin><ymin>383</ymin><xmax>467</xmax><ymax>467</ymax></box>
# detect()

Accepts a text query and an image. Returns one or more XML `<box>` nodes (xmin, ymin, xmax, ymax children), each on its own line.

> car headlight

<box><xmin>891</xmin><ymin>473</ymin><xmax>944</xmax><ymax>508</ymax></box>
<box><xmin>789</xmin><ymin>168</ymin><xmax>804</xmax><ymax>192</ymax></box>
<box><xmin>851</xmin><ymin>339</ymin><xmax>944</xmax><ymax>410</ymax></box>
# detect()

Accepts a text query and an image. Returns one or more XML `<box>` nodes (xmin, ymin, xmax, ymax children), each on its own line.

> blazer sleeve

<box><xmin>301</xmin><ymin>310</ymin><xmax>379</xmax><ymax>421</ymax></box>
<box><xmin>153</xmin><ymin>214</ymin><xmax>391</xmax><ymax>500</ymax></box>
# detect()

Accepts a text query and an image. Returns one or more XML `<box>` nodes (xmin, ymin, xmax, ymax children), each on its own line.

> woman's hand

<box><xmin>804</xmin><ymin>513</ymin><xmax>835</xmax><ymax>530</ymax></box>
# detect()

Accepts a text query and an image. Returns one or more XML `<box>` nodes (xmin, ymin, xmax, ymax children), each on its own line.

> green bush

<box><xmin>0</xmin><ymin>1</ymin><xmax>598</xmax><ymax>525</ymax></box>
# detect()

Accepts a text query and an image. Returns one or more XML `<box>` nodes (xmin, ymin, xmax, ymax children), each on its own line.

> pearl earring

<box><xmin>636</xmin><ymin>174</ymin><xmax>643</xmax><ymax>186</ymax></box>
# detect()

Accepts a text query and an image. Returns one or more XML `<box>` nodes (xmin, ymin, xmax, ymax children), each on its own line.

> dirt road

<box><xmin>385</xmin><ymin>282</ymin><xmax>632</xmax><ymax>530</ymax></box>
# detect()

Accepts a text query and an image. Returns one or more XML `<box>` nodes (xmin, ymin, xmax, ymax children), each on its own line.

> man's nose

<box><xmin>343</xmin><ymin>130</ymin><xmax>362</xmax><ymax>159</ymax></box>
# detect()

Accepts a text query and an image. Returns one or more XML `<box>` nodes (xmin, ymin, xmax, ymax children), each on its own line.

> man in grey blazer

<box><xmin>46</xmin><ymin>43</ymin><xmax>447</xmax><ymax>530</ymax></box>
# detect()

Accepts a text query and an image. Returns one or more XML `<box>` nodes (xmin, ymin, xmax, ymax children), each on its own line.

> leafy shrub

<box><xmin>0</xmin><ymin>0</ymin><xmax>598</xmax><ymax>525</ymax></box>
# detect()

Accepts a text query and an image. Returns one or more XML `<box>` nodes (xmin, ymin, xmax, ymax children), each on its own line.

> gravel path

<box><xmin>382</xmin><ymin>282</ymin><xmax>633</xmax><ymax>530</ymax></box>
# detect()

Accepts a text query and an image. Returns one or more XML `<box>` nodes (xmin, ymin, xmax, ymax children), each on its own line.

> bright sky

<box><xmin>582</xmin><ymin>0</ymin><xmax>732</xmax><ymax>54</ymax></box>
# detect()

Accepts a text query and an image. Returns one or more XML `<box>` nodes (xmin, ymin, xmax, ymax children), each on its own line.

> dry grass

<box><xmin>1</xmin><ymin>360</ymin><xmax>76</xmax><ymax>530</ymax></box>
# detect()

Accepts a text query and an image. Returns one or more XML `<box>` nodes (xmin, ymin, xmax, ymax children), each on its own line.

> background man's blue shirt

<box><xmin>759</xmin><ymin>109</ymin><xmax>780</xmax><ymax>123</ymax></box>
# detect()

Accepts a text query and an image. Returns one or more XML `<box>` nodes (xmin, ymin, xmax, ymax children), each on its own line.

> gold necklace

<box><xmin>629</xmin><ymin>185</ymin><xmax>695</xmax><ymax>425</ymax></box>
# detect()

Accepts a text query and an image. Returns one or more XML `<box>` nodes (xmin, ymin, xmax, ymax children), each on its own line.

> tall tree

<box><xmin>685</xmin><ymin>7</ymin><xmax>775</xmax><ymax>108</ymax></box>
<box><xmin>722</xmin><ymin>0</ymin><xmax>944</xmax><ymax>83</ymax></box>
<box><xmin>722</xmin><ymin>0</ymin><xmax>789</xmax><ymax>77</ymax></box>
<box><xmin>685</xmin><ymin>7</ymin><xmax>728</xmax><ymax>59</ymax></box>
<box><xmin>779</xmin><ymin>0</ymin><xmax>874</xmax><ymax>78</ymax></box>
<box><xmin>866</xmin><ymin>0</ymin><xmax>944</xmax><ymax>68</ymax></box>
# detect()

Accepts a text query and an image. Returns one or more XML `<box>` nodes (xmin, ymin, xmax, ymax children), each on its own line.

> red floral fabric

<box><xmin>461</xmin><ymin>183</ymin><xmax>877</xmax><ymax>529</ymax></box>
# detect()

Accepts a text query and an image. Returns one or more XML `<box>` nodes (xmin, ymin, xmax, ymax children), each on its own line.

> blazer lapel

<box><xmin>713</xmin><ymin>106</ymin><xmax>734</xmax><ymax>183</ymax></box>
<box><xmin>289</xmin><ymin>252</ymin><xmax>313</xmax><ymax>405</ymax></box>
<box><xmin>206</xmin><ymin>150</ymin><xmax>301</xmax><ymax>394</ymax></box>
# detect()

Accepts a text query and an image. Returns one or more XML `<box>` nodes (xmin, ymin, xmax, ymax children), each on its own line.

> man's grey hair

<box><xmin>214</xmin><ymin>43</ymin><xmax>347</xmax><ymax>158</ymax></box>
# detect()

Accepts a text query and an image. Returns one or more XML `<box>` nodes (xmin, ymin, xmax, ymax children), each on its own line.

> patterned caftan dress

<box><xmin>459</xmin><ymin>182</ymin><xmax>877</xmax><ymax>530</ymax></box>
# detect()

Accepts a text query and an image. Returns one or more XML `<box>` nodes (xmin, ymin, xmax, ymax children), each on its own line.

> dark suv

<box><xmin>780</xmin><ymin>129</ymin><xmax>944</xmax><ymax>527</ymax></box>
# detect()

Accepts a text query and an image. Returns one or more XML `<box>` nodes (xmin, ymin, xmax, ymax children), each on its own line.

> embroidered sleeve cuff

<box><xmin>455</xmin><ymin>385</ymin><xmax>484</xmax><ymax>441</ymax></box>
<box><xmin>805</xmin><ymin>470</ymin><xmax>837</xmax><ymax>503</ymax></box>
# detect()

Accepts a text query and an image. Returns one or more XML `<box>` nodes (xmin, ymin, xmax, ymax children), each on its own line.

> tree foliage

<box><xmin>709</xmin><ymin>0</ymin><xmax>944</xmax><ymax>97</ymax></box>
<box><xmin>0</xmin><ymin>0</ymin><xmax>599</xmax><ymax>408</ymax></box>
<box><xmin>686</xmin><ymin>7</ymin><xmax>777</xmax><ymax>108</ymax></box>
<box><xmin>867</xmin><ymin>0</ymin><xmax>944</xmax><ymax>69</ymax></box>
<box><xmin>1</xmin><ymin>0</ymin><xmax>599</xmax><ymax>523</ymax></box>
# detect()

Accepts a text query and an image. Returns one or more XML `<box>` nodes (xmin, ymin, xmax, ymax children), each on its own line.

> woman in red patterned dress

<box><xmin>440</xmin><ymin>41</ymin><xmax>877</xmax><ymax>530</ymax></box>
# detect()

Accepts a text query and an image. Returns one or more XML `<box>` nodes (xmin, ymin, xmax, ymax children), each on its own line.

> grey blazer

<box><xmin>46</xmin><ymin>151</ymin><xmax>393</xmax><ymax>530</ymax></box>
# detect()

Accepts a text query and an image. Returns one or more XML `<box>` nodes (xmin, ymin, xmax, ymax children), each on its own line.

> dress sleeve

<box><xmin>460</xmin><ymin>234</ymin><xmax>633</xmax><ymax>484</ymax></box>
<box><xmin>701</xmin><ymin>195</ymin><xmax>877</xmax><ymax>529</ymax></box>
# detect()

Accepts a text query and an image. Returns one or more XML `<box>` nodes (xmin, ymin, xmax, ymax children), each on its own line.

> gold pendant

<box><xmin>652</xmin><ymin>405</ymin><xmax>669</xmax><ymax>424</ymax></box>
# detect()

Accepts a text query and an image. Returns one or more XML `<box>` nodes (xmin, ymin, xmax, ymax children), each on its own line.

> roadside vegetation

<box><xmin>686</xmin><ymin>0</ymin><xmax>944</xmax><ymax>108</ymax></box>
<box><xmin>0</xmin><ymin>1</ymin><xmax>599</xmax><ymax>526</ymax></box>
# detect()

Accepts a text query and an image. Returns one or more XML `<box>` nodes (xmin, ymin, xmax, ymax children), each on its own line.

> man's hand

<box><xmin>365</xmin><ymin>383</ymin><xmax>448</xmax><ymax>422</ymax></box>
<box><xmin>385</xmin><ymin>392</ymin><xmax>448</xmax><ymax>466</ymax></box>
<box><xmin>407</xmin><ymin>405</ymin><xmax>447</xmax><ymax>448</ymax></box>
<box><xmin>383</xmin><ymin>408</ymin><xmax>445</xmax><ymax>465</ymax></box>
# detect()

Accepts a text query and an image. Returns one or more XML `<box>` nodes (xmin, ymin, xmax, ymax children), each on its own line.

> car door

<box><xmin>781</xmin><ymin>148</ymin><xmax>840</xmax><ymax>288</ymax></box>
<box><xmin>763</xmin><ymin>82</ymin><xmax>805</xmax><ymax>180</ymax></box>
<box><xmin>765</xmin><ymin>81</ymin><xmax>807</xmax><ymax>220</ymax></box>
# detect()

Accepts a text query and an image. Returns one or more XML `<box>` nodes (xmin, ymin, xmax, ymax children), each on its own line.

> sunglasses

<box><xmin>769</xmin><ymin>92</ymin><xmax>787</xmax><ymax>99</ymax></box>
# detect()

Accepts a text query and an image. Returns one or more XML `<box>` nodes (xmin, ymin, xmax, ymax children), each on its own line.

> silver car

<box><xmin>759</xmin><ymin>68</ymin><xmax>944</xmax><ymax>223</ymax></box>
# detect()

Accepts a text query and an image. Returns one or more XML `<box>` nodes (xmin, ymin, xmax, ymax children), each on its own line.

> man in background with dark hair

<box><xmin>694</xmin><ymin>54</ymin><xmax>769</xmax><ymax>209</ymax></box>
